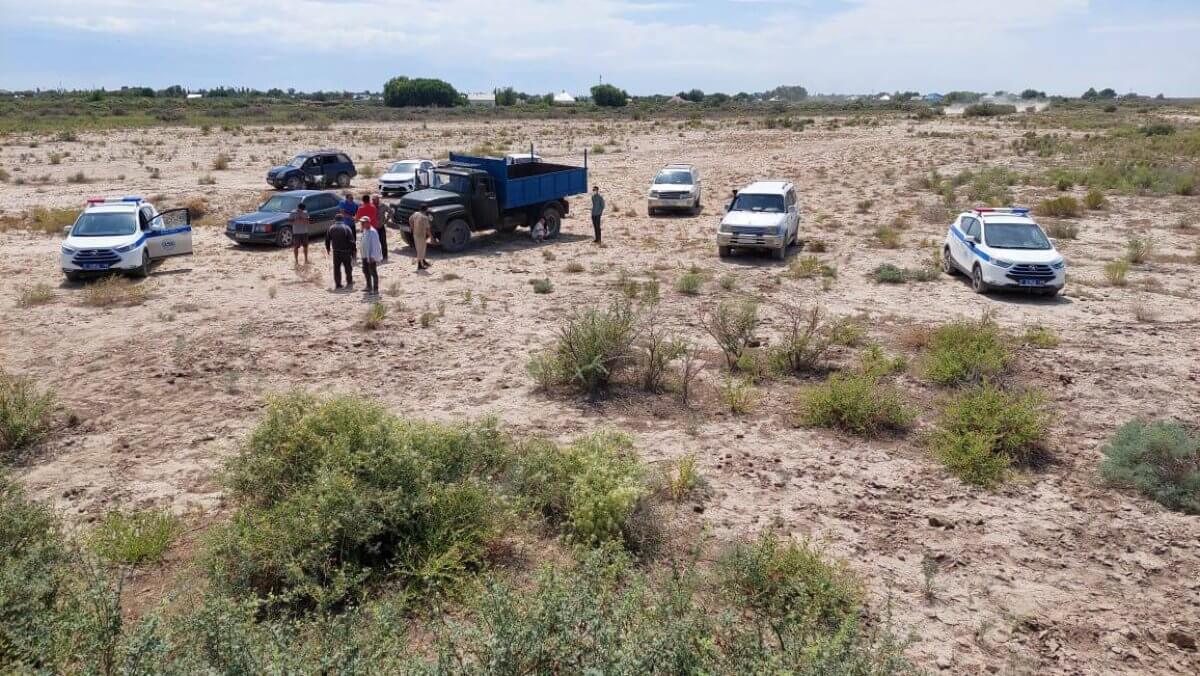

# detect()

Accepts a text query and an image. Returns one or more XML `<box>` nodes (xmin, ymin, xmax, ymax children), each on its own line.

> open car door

<box><xmin>146</xmin><ymin>208</ymin><xmax>193</xmax><ymax>258</ymax></box>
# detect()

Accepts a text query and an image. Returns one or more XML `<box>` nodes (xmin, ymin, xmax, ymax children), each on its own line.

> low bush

<box><xmin>785</xmin><ymin>255</ymin><xmax>836</xmax><ymax>279</ymax></box>
<box><xmin>1036</xmin><ymin>196</ymin><xmax>1080</xmax><ymax>218</ymax></box>
<box><xmin>922</xmin><ymin>314</ymin><xmax>1010</xmax><ymax>386</ymax></box>
<box><xmin>721</xmin><ymin>377</ymin><xmax>757</xmax><ymax>414</ymax></box>
<box><xmin>526</xmin><ymin>302</ymin><xmax>638</xmax><ymax>398</ymax></box>
<box><xmin>1125</xmin><ymin>236</ymin><xmax>1155</xmax><ymax>264</ymax></box>
<box><xmin>767</xmin><ymin>304</ymin><xmax>833</xmax><ymax>375</ymax></box>
<box><xmin>1084</xmin><ymin>189</ymin><xmax>1106</xmax><ymax>210</ymax></box>
<box><xmin>858</xmin><ymin>344</ymin><xmax>907</xmax><ymax>378</ymax></box>
<box><xmin>1022</xmin><ymin>325</ymin><xmax>1060</xmax><ymax>348</ymax></box>
<box><xmin>1043</xmin><ymin>220</ymin><xmax>1078</xmax><ymax>239</ymax></box>
<box><xmin>634</xmin><ymin>324</ymin><xmax>685</xmax><ymax>393</ymax></box>
<box><xmin>701</xmin><ymin>299</ymin><xmax>759</xmax><ymax>370</ymax></box>
<box><xmin>666</xmin><ymin>454</ymin><xmax>700</xmax><ymax>502</ymax></box>
<box><xmin>1104</xmin><ymin>259</ymin><xmax>1130</xmax><ymax>286</ymax></box>
<box><xmin>675</xmin><ymin>270</ymin><xmax>703</xmax><ymax>295</ymax></box>
<box><xmin>928</xmin><ymin>385</ymin><xmax>1051</xmax><ymax>488</ymax></box>
<box><xmin>16</xmin><ymin>284</ymin><xmax>54</xmax><ymax>307</ymax></box>
<box><xmin>80</xmin><ymin>276</ymin><xmax>148</xmax><ymax>307</ymax></box>
<box><xmin>184</xmin><ymin>197</ymin><xmax>209</xmax><ymax>219</ymax></box>
<box><xmin>0</xmin><ymin>372</ymin><xmax>56</xmax><ymax>463</ymax></box>
<box><xmin>875</xmin><ymin>226</ymin><xmax>901</xmax><ymax>249</ymax></box>
<box><xmin>1099</xmin><ymin>420</ymin><xmax>1199</xmax><ymax>514</ymax></box>
<box><xmin>511</xmin><ymin>431</ymin><xmax>654</xmax><ymax>551</ymax></box>
<box><xmin>363</xmin><ymin>302</ymin><xmax>387</xmax><ymax>329</ymax></box>
<box><xmin>211</xmin><ymin>153</ymin><xmax>230</xmax><ymax>171</ymax></box>
<box><xmin>207</xmin><ymin>394</ymin><xmax>514</xmax><ymax>613</ymax></box>
<box><xmin>871</xmin><ymin>263</ymin><xmax>938</xmax><ymax>284</ymax></box>
<box><xmin>531</xmin><ymin>277</ymin><xmax>553</xmax><ymax>294</ymax></box>
<box><xmin>795</xmin><ymin>372</ymin><xmax>915</xmax><ymax>437</ymax></box>
<box><xmin>964</xmin><ymin>103</ymin><xmax>1016</xmax><ymax>117</ymax></box>
<box><xmin>0</xmin><ymin>207</ymin><xmax>77</xmax><ymax>235</ymax></box>
<box><xmin>89</xmin><ymin>509</ymin><xmax>180</xmax><ymax>565</ymax></box>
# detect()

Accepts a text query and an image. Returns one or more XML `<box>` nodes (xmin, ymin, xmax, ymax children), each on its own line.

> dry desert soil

<box><xmin>1</xmin><ymin>115</ymin><xmax>1198</xmax><ymax>674</ymax></box>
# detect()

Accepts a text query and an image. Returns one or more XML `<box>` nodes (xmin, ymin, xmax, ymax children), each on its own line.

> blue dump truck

<box><xmin>393</xmin><ymin>150</ymin><xmax>588</xmax><ymax>252</ymax></box>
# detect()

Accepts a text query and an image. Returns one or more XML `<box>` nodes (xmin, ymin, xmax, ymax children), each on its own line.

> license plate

<box><xmin>235</xmin><ymin>233</ymin><xmax>250</xmax><ymax>240</ymax></box>
<box><xmin>82</xmin><ymin>263</ymin><xmax>109</xmax><ymax>270</ymax></box>
<box><xmin>1019</xmin><ymin>279</ymin><xmax>1044</xmax><ymax>287</ymax></box>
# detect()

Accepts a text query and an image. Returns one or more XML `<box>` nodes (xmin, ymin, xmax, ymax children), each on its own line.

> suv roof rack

<box><xmin>972</xmin><ymin>207</ymin><xmax>1030</xmax><ymax>216</ymax></box>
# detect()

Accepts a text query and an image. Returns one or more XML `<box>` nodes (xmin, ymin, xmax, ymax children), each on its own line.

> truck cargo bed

<box><xmin>448</xmin><ymin>153</ymin><xmax>588</xmax><ymax>211</ymax></box>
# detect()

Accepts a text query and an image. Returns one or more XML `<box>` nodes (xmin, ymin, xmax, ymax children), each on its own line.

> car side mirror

<box><xmin>62</xmin><ymin>225</ymin><xmax>72</xmax><ymax>237</ymax></box>
<box><xmin>967</xmin><ymin>235</ymin><xmax>979</xmax><ymax>245</ymax></box>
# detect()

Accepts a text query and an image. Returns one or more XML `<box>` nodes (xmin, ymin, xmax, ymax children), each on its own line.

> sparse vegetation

<box><xmin>767</xmin><ymin>304</ymin><xmax>834</xmax><ymax>375</ymax></box>
<box><xmin>1099</xmin><ymin>420</ymin><xmax>1199</xmax><ymax>514</ymax></box>
<box><xmin>1104</xmin><ymin>259</ymin><xmax>1131</xmax><ymax>286</ymax></box>
<box><xmin>211</xmin><ymin>153</ymin><xmax>230</xmax><ymax>170</ymax></box>
<box><xmin>1084</xmin><ymin>188</ymin><xmax>1106</xmax><ymax>210</ymax></box>
<box><xmin>531</xmin><ymin>277</ymin><xmax>553</xmax><ymax>294</ymax></box>
<box><xmin>80</xmin><ymin>276</ymin><xmax>148</xmax><ymax>307</ymax></box>
<box><xmin>928</xmin><ymin>385</ymin><xmax>1051</xmax><ymax>488</ymax></box>
<box><xmin>675</xmin><ymin>270</ymin><xmax>704</xmax><ymax>295</ymax></box>
<box><xmin>701</xmin><ymin>299</ymin><xmax>759</xmax><ymax>369</ymax></box>
<box><xmin>1043</xmin><ymin>220</ymin><xmax>1078</xmax><ymax>239</ymax></box>
<box><xmin>922</xmin><ymin>314</ymin><xmax>1010</xmax><ymax>386</ymax></box>
<box><xmin>527</xmin><ymin>301</ymin><xmax>638</xmax><ymax>398</ymax></box>
<box><xmin>1036</xmin><ymin>196</ymin><xmax>1080</xmax><ymax>218</ymax></box>
<box><xmin>89</xmin><ymin>509</ymin><xmax>181</xmax><ymax>565</ymax></box>
<box><xmin>720</xmin><ymin>377</ymin><xmax>757</xmax><ymax>414</ymax></box>
<box><xmin>795</xmin><ymin>371</ymin><xmax>915</xmax><ymax>436</ymax></box>
<box><xmin>16</xmin><ymin>283</ymin><xmax>54</xmax><ymax>307</ymax></box>
<box><xmin>1022</xmin><ymin>325</ymin><xmax>1060</xmax><ymax>348</ymax></box>
<box><xmin>1125</xmin><ymin>236</ymin><xmax>1155</xmax><ymax>264</ymax></box>
<box><xmin>1</xmin><ymin>371</ymin><xmax>56</xmax><ymax>462</ymax></box>
<box><xmin>363</xmin><ymin>302</ymin><xmax>387</xmax><ymax>329</ymax></box>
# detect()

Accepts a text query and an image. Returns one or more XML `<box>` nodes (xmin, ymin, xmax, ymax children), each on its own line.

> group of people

<box><xmin>287</xmin><ymin>185</ymin><xmax>608</xmax><ymax>294</ymax></box>
<box><xmin>290</xmin><ymin>191</ymin><xmax>433</xmax><ymax>295</ymax></box>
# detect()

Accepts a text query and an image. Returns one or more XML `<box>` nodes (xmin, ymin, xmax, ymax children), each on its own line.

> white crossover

<box><xmin>60</xmin><ymin>197</ymin><xmax>192</xmax><ymax>281</ymax></box>
<box><xmin>942</xmin><ymin>207</ymin><xmax>1066</xmax><ymax>296</ymax></box>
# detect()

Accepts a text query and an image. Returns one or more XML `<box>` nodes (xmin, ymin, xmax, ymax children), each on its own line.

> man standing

<box><xmin>325</xmin><ymin>210</ymin><xmax>356</xmax><ymax>289</ymax></box>
<box><xmin>371</xmin><ymin>195</ymin><xmax>389</xmax><ymax>261</ymax></box>
<box><xmin>291</xmin><ymin>201</ymin><xmax>311</xmax><ymax>266</ymax></box>
<box><xmin>339</xmin><ymin>191</ymin><xmax>358</xmax><ymax>221</ymax></box>
<box><xmin>590</xmin><ymin>185</ymin><xmax>605</xmax><ymax>243</ymax></box>
<box><xmin>408</xmin><ymin>204</ymin><xmax>432</xmax><ymax>271</ymax></box>
<box><xmin>358</xmin><ymin>216</ymin><xmax>382</xmax><ymax>295</ymax></box>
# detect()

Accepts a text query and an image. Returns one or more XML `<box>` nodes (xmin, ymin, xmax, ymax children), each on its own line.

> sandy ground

<box><xmin>1</xmin><ymin>117</ymin><xmax>1199</xmax><ymax>674</ymax></box>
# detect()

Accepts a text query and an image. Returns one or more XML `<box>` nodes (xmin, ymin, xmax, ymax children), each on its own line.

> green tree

<box><xmin>1098</xmin><ymin>88</ymin><xmax>1118</xmax><ymax>99</ymax></box>
<box><xmin>1020</xmin><ymin>89</ymin><xmax>1045</xmax><ymax>99</ymax></box>
<box><xmin>590</xmin><ymin>84</ymin><xmax>629</xmax><ymax>107</ymax></box>
<box><xmin>494</xmin><ymin>87</ymin><xmax>517</xmax><ymax>106</ymax></box>
<box><xmin>383</xmin><ymin>76</ymin><xmax>462</xmax><ymax>107</ymax></box>
<box><xmin>1082</xmin><ymin>87</ymin><xmax>1099</xmax><ymax>100</ymax></box>
<box><xmin>678</xmin><ymin>89</ymin><xmax>705</xmax><ymax>103</ymax></box>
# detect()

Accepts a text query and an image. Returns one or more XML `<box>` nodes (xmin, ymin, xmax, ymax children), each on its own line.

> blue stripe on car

<box><xmin>950</xmin><ymin>226</ymin><xmax>992</xmax><ymax>263</ymax></box>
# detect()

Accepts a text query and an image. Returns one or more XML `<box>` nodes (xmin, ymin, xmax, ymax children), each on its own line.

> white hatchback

<box><xmin>60</xmin><ymin>197</ymin><xmax>192</xmax><ymax>281</ymax></box>
<box><xmin>942</xmin><ymin>207</ymin><xmax>1066</xmax><ymax>296</ymax></box>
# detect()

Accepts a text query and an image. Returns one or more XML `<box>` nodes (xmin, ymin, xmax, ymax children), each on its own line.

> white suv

<box><xmin>717</xmin><ymin>181</ymin><xmax>801</xmax><ymax>260</ymax></box>
<box><xmin>942</xmin><ymin>207</ymin><xmax>1066</xmax><ymax>296</ymax></box>
<box><xmin>61</xmin><ymin>197</ymin><xmax>192</xmax><ymax>281</ymax></box>
<box><xmin>378</xmin><ymin>159</ymin><xmax>435</xmax><ymax>197</ymax></box>
<box><xmin>648</xmin><ymin>163</ymin><xmax>701</xmax><ymax>215</ymax></box>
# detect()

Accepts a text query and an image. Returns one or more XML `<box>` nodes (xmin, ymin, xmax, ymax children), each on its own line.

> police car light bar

<box><xmin>973</xmin><ymin>207</ymin><xmax>1030</xmax><ymax>216</ymax></box>
<box><xmin>85</xmin><ymin>197</ymin><xmax>106</xmax><ymax>204</ymax></box>
<box><xmin>120</xmin><ymin>196</ymin><xmax>144</xmax><ymax>203</ymax></box>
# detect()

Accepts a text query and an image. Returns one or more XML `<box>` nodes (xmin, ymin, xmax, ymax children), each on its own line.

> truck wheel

<box><xmin>286</xmin><ymin>175</ymin><xmax>303</xmax><ymax>191</ymax></box>
<box><xmin>942</xmin><ymin>246</ymin><xmax>957</xmax><ymax>275</ymax></box>
<box><xmin>401</xmin><ymin>231</ymin><xmax>415</xmax><ymax>247</ymax></box>
<box><xmin>718</xmin><ymin>246</ymin><xmax>732</xmax><ymax>258</ymax></box>
<box><xmin>336</xmin><ymin>173</ymin><xmax>351</xmax><ymax>188</ymax></box>
<box><xmin>971</xmin><ymin>265</ymin><xmax>990</xmax><ymax>294</ymax></box>
<box><xmin>542</xmin><ymin>206</ymin><xmax>562</xmax><ymax>239</ymax></box>
<box><xmin>276</xmin><ymin>226</ymin><xmax>293</xmax><ymax>248</ymax></box>
<box><xmin>440</xmin><ymin>219</ymin><xmax>471</xmax><ymax>253</ymax></box>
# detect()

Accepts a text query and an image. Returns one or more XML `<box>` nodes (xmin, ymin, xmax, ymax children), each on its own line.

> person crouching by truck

<box><xmin>358</xmin><ymin>216</ymin><xmax>382</xmax><ymax>296</ymax></box>
<box><xmin>326</xmin><ymin>209</ymin><xmax>356</xmax><ymax>289</ymax></box>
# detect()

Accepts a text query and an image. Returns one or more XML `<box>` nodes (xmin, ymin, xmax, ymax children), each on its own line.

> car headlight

<box><xmin>113</xmin><ymin>242</ymin><xmax>137</xmax><ymax>253</ymax></box>
<box><xmin>1051</xmin><ymin>259</ymin><xmax>1066</xmax><ymax>270</ymax></box>
<box><xmin>991</xmin><ymin>259</ymin><xmax>1014</xmax><ymax>268</ymax></box>
<box><xmin>253</xmin><ymin>223</ymin><xmax>272</xmax><ymax>233</ymax></box>
<box><xmin>61</xmin><ymin>244</ymin><xmax>77</xmax><ymax>254</ymax></box>
<box><xmin>649</xmin><ymin>190</ymin><xmax>660</xmax><ymax>198</ymax></box>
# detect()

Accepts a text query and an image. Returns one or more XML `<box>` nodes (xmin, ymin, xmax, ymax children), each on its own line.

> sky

<box><xmin>1</xmin><ymin>0</ymin><xmax>1198</xmax><ymax>96</ymax></box>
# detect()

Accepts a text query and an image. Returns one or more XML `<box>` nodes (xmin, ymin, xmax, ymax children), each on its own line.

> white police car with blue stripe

<box><xmin>60</xmin><ymin>197</ymin><xmax>192</xmax><ymax>281</ymax></box>
<box><xmin>942</xmin><ymin>207</ymin><xmax>1065</xmax><ymax>296</ymax></box>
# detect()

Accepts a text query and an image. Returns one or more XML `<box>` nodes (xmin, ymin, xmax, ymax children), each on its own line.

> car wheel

<box><xmin>774</xmin><ymin>244</ymin><xmax>787</xmax><ymax>261</ymax></box>
<box><xmin>648</xmin><ymin>207</ymin><xmax>658</xmax><ymax>217</ymax></box>
<box><xmin>286</xmin><ymin>175</ymin><xmax>303</xmax><ymax>191</ymax></box>
<box><xmin>542</xmin><ymin>206</ymin><xmax>562</xmax><ymax>239</ymax></box>
<box><xmin>1041</xmin><ymin>287</ymin><xmax>1061</xmax><ymax>297</ymax></box>
<box><xmin>336</xmin><ymin>173</ymin><xmax>351</xmax><ymax>188</ymax></box>
<box><xmin>692</xmin><ymin>199</ymin><xmax>701</xmax><ymax>215</ymax></box>
<box><xmin>942</xmin><ymin>246</ymin><xmax>957</xmax><ymax>276</ymax></box>
<box><xmin>971</xmin><ymin>265</ymin><xmax>989</xmax><ymax>294</ymax></box>
<box><xmin>133</xmin><ymin>250</ymin><xmax>151</xmax><ymax>278</ymax></box>
<box><xmin>440</xmin><ymin>219</ymin><xmax>471</xmax><ymax>253</ymax></box>
<box><xmin>276</xmin><ymin>226</ymin><xmax>293</xmax><ymax>248</ymax></box>
<box><xmin>400</xmin><ymin>231</ymin><xmax>415</xmax><ymax>247</ymax></box>
<box><xmin>718</xmin><ymin>245</ymin><xmax>732</xmax><ymax>258</ymax></box>
<box><xmin>64</xmin><ymin>271</ymin><xmax>82</xmax><ymax>283</ymax></box>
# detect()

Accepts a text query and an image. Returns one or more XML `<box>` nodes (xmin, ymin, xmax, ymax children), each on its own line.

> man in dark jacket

<box><xmin>325</xmin><ymin>209</ymin><xmax>356</xmax><ymax>289</ymax></box>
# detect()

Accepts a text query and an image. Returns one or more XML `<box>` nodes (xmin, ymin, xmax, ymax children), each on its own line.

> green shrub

<box><xmin>720</xmin><ymin>377</ymin><xmax>757</xmax><ymax>414</ymax></box>
<box><xmin>1043</xmin><ymin>220</ymin><xmax>1078</xmax><ymax>239</ymax></box>
<box><xmin>527</xmin><ymin>302</ymin><xmax>638</xmax><ymax>397</ymax></box>
<box><xmin>1084</xmin><ymin>189</ymin><xmax>1106</xmax><ymax>210</ymax></box>
<box><xmin>785</xmin><ymin>255</ymin><xmax>836</xmax><ymax>279</ymax></box>
<box><xmin>15</xmin><ymin>284</ymin><xmax>54</xmax><ymax>308</ymax></box>
<box><xmin>1036</xmin><ymin>196</ymin><xmax>1080</xmax><ymax>218</ymax></box>
<box><xmin>89</xmin><ymin>509</ymin><xmax>181</xmax><ymax>565</ymax></box>
<box><xmin>666</xmin><ymin>455</ymin><xmax>701</xmax><ymax>502</ymax></box>
<box><xmin>675</xmin><ymin>270</ymin><xmax>703</xmax><ymax>295</ymax></box>
<box><xmin>1099</xmin><ymin>420</ymin><xmax>1199</xmax><ymax>514</ymax></box>
<box><xmin>531</xmin><ymin>277</ymin><xmax>553</xmax><ymax>294</ymax></box>
<box><xmin>208</xmin><ymin>393</ymin><xmax>514</xmax><ymax>613</ymax></box>
<box><xmin>701</xmin><ymin>299</ymin><xmax>759</xmax><ymax>369</ymax></box>
<box><xmin>795</xmin><ymin>372</ymin><xmax>915</xmax><ymax>436</ymax></box>
<box><xmin>922</xmin><ymin>315</ymin><xmax>1010</xmax><ymax>386</ymax></box>
<box><xmin>511</xmin><ymin>431</ymin><xmax>651</xmax><ymax>550</ymax></box>
<box><xmin>873</xmin><ymin>263</ymin><xmax>907</xmax><ymax>284</ymax></box>
<box><xmin>964</xmin><ymin>103</ymin><xmax>1016</xmax><ymax>117</ymax></box>
<box><xmin>767</xmin><ymin>304</ymin><xmax>833</xmax><ymax>375</ymax></box>
<box><xmin>1125</xmin><ymin>236</ymin><xmax>1155</xmax><ymax>264</ymax></box>
<box><xmin>1104</xmin><ymin>259</ymin><xmax>1130</xmax><ymax>286</ymax></box>
<box><xmin>718</xmin><ymin>532</ymin><xmax>864</xmax><ymax>637</ymax></box>
<box><xmin>0</xmin><ymin>372</ymin><xmax>56</xmax><ymax>463</ymax></box>
<box><xmin>1021</xmin><ymin>325</ymin><xmax>1060</xmax><ymax>348</ymax></box>
<box><xmin>874</xmin><ymin>226</ymin><xmax>900</xmax><ymax>249</ymax></box>
<box><xmin>363</xmin><ymin>302</ymin><xmax>387</xmax><ymax>329</ymax></box>
<box><xmin>928</xmin><ymin>385</ymin><xmax>1051</xmax><ymax>488</ymax></box>
<box><xmin>858</xmin><ymin>344</ymin><xmax>907</xmax><ymax>378</ymax></box>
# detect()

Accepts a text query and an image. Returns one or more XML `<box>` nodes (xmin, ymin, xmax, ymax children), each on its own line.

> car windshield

<box><xmin>259</xmin><ymin>196</ymin><xmax>301</xmax><ymax>213</ymax></box>
<box><xmin>288</xmin><ymin>156</ymin><xmax>308</xmax><ymax>168</ymax></box>
<box><xmin>985</xmin><ymin>222</ymin><xmax>1052</xmax><ymax>249</ymax></box>
<box><xmin>71</xmin><ymin>212</ymin><xmax>137</xmax><ymax>237</ymax></box>
<box><xmin>654</xmin><ymin>170</ymin><xmax>694</xmax><ymax>185</ymax></box>
<box><xmin>433</xmin><ymin>172</ymin><xmax>471</xmax><ymax>194</ymax></box>
<box><xmin>389</xmin><ymin>161</ymin><xmax>419</xmax><ymax>173</ymax></box>
<box><xmin>731</xmin><ymin>193</ymin><xmax>785</xmax><ymax>213</ymax></box>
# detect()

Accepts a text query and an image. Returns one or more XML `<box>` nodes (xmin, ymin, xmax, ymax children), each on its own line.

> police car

<box><xmin>942</xmin><ymin>207</ymin><xmax>1065</xmax><ymax>296</ymax></box>
<box><xmin>60</xmin><ymin>197</ymin><xmax>192</xmax><ymax>281</ymax></box>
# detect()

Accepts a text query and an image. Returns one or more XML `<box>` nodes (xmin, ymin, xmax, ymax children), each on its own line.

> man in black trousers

<box><xmin>325</xmin><ymin>209</ymin><xmax>356</xmax><ymax>289</ymax></box>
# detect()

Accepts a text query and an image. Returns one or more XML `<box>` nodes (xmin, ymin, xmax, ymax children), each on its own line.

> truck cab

<box><xmin>393</xmin><ymin>152</ymin><xmax>587</xmax><ymax>253</ymax></box>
